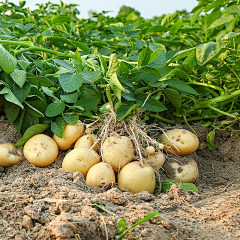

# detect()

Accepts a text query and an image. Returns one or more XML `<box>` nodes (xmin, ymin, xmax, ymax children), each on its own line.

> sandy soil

<box><xmin>0</xmin><ymin>116</ymin><xmax>240</xmax><ymax>240</ymax></box>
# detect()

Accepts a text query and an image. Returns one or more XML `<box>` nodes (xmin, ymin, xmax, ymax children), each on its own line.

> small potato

<box><xmin>0</xmin><ymin>143</ymin><xmax>22</xmax><ymax>166</ymax></box>
<box><xmin>86</xmin><ymin>162</ymin><xmax>115</xmax><ymax>187</ymax></box>
<box><xmin>102</xmin><ymin>136</ymin><xmax>135</xmax><ymax>172</ymax></box>
<box><xmin>23</xmin><ymin>134</ymin><xmax>58</xmax><ymax>167</ymax></box>
<box><xmin>146</xmin><ymin>146</ymin><xmax>155</xmax><ymax>155</ymax></box>
<box><xmin>118</xmin><ymin>161</ymin><xmax>156</xmax><ymax>194</ymax></box>
<box><xmin>53</xmin><ymin>120</ymin><xmax>84</xmax><ymax>150</ymax></box>
<box><xmin>74</xmin><ymin>134</ymin><xmax>100</xmax><ymax>152</ymax></box>
<box><xmin>161</xmin><ymin>129</ymin><xmax>199</xmax><ymax>155</ymax></box>
<box><xmin>163</xmin><ymin>158</ymin><xmax>199</xmax><ymax>183</ymax></box>
<box><xmin>62</xmin><ymin>147</ymin><xmax>100</xmax><ymax>177</ymax></box>
<box><xmin>145</xmin><ymin>151</ymin><xmax>165</xmax><ymax>171</ymax></box>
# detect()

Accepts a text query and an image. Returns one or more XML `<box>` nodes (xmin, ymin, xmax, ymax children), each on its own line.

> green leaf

<box><xmin>80</xmin><ymin>71</ymin><xmax>101</xmax><ymax>82</ymax></box>
<box><xmin>53</xmin><ymin>59</ymin><xmax>75</xmax><ymax>71</ymax></box>
<box><xmin>190</xmin><ymin>6</ymin><xmax>204</xmax><ymax>25</ymax></box>
<box><xmin>207</xmin><ymin>14</ymin><xmax>235</xmax><ymax>30</ymax></box>
<box><xmin>59</xmin><ymin>73</ymin><xmax>84</xmax><ymax>93</ymax></box>
<box><xmin>25</xmin><ymin>101</ymin><xmax>45</xmax><ymax>118</ymax></box>
<box><xmin>60</xmin><ymin>92</ymin><xmax>78</xmax><ymax>103</ymax></box>
<box><xmin>135</xmin><ymin>94</ymin><xmax>167</xmax><ymax>112</ymax></box>
<box><xmin>148</xmin><ymin>49</ymin><xmax>166</xmax><ymax>69</ymax></box>
<box><xmin>138</xmin><ymin>47</ymin><xmax>152</xmax><ymax>67</ymax></box>
<box><xmin>10</xmin><ymin>69</ymin><xmax>26</xmax><ymax>88</ymax></box>
<box><xmin>15</xmin><ymin>124</ymin><xmax>49</xmax><ymax>147</ymax></box>
<box><xmin>207</xmin><ymin>130</ymin><xmax>215</xmax><ymax>150</ymax></box>
<box><xmin>107</xmin><ymin>53</ymin><xmax>119</xmax><ymax>77</ymax></box>
<box><xmin>116</xmin><ymin>103</ymin><xmax>140</xmax><ymax>121</ymax></box>
<box><xmin>45</xmin><ymin>102</ymin><xmax>65</xmax><ymax>117</ymax></box>
<box><xmin>168</xmin><ymin>47</ymin><xmax>196</xmax><ymax>63</ymax></box>
<box><xmin>13</xmin><ymin>82</ymin><xmax>31</xmax><ymax>103</ymax></box>
<box><xmin>4</xmin><ymin>101</ymin><xmax>20</xmax><ymax>123</ymax></box>
<box><xmin>27</xmin><ymin>73</ymin><xmax>53</xmax><ymax>87</ymax></box>
<box><xmin>3</xmin><ymin>89</ymin><xmax>24</xmax><ymax>109</ymax></box>
<box><xmin>196</xmin><ymin>42</ymin><xmax>223</xmax><ymax>66</ymax></box>
<box><xmin>0</xmin><ymin>45</ymin><xmax>17</xmax><ymax>74</ymax></box>
<box><xmin>51</xmin><ymin>117</ymin><xmax>65</xmax><ymax>138</ymax></box>
<box><xmin>222</xmin><ymin>5</ymin><xmax>240</xmax><ymax>15</ymax></box>
<box><xmin>99</xmin><ymin>54</ymin><xmax>108</xmax><ymax>76</ymax></box>
<box><xmin>74</xmin><ymin>50</ymin><xmax>82</xmax><ymax>72</ymax></box>
<box><xmin>117</xmin><ymin>219</ymin><xmax>126</xmax><ymax>235</ymax></box>
<box><xmin>63</xmin><ymin>113</ymin><xmax>79</xmax><ymax>124</ymax></box>
<box><xmin>75</xmin><ymin>98</ymin><xmax>100</xmax><ymax>111</ymax></box>
<box><xmin>169</xmin><ymin>19</ymin><xmax>183</xmax><ymax>35</ymax></box>
<box><xmin>110</xmin><ymin>72</ymin><xmax>126</xmax><ymax>92</ymax></box>
<box><xmin>72</xmin><ymin>41</ymin><xmax>90</xmax><ymax>53</ymax></box>
<box><xmin>161</xmin><ymin>180</ymin><xmax>199</xmax><ymax>193</ymax></box>
<box><xmin>161</xmin><ymin>12</ymin><xmax>179</xmax><ymax>26</ymax></box>
<box><xmin>163</xmin><ymin>88</ymin><xmax>182</xmax><ymax>112</ymax></box>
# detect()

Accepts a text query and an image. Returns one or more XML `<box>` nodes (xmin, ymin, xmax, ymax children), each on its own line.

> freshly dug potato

<box><xmin>86</xmin><ymin>162</ymin><xmax>115</xmax><ymax>187</ymax></box>
<box><xmin>161</xmin><ymin>129</ymin><xmax>199</xmax><ymax>155</ymax></box>
<box><xmin>53</xmin><ymin>120</ymin><xmax>84</xmax><ymax>150</ymax></box>
<box><xmin>145</xmin><ymin>151</ymin><xmax>165</xmax><ymax>171</ymax></box>
<box><xmin>0</xmin><ymin>143</ymin><xmax>22</xmax><ymax>166</ymax></box>
<box><xmin>102</xmin><ymin>136</ymin><xmax>135</xmax><ymax>172</ymax></box>
<box><xmin>74</xmin><ymin>134</ymin><xmax>100</xmax><ymax>152</ymax></box>
<box><xmin>163</xmin><ymin>157</ymin><xmax>199</xmax><ymax>183</ymax></box>
<box><xmin>146</xmin><ymin>146</ymin><xmax>155</xmax><ymax>155</ymax></box>
<box><xmin>23</xmin><ymin>134</ymin><xmax>58</xmax><ymax>167</ymax></box>
<box><xmin>62</xmin><ymin>147</ymin><xmax>100</xmax><ymax>177</ymax></box>
<box><xmin>118</xmin><ymin>161</ymin><xmax>156</xmax><ymax>194</ymax></box>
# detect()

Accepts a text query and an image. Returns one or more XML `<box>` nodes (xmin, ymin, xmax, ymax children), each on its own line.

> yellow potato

<box><xmin>163</xmin><ymin>158</ymin><xmax>199</xmax><ymax>183</ymax></box>
<box><xmin>62</xmin><ymin>147</ymin><xmax>100</xmax><ymax>177</ymax></box>
<box><xmin>0</xmin><ymin>143</ymin><xmax>22</xmax><ymax>166</ymax></box>
<box><xmin>146</xmin><ymin>146</ymin><xmax>155</xmax><ymax>155</ymax></box>
<box><xmin>53</xmin><ymin>120</ymin><xmax>84</xmax><ymax>150</ymax></box>
<box><xmin>74</xmin><ymin>134</ymin><xmax>100</xmax><ymax>152</ymax></box>
<box><xmin>102</xmin><ymin>136</ymin><xmax>135</xmax><ymax>172</ymax></box>
<box><xmin>118</xmin><ymin>161</ymin><xmax>156</xmax><ymax>194</ymax></box>
<box><xmin>23</xmin><ymin>134</ymin><xmax>58</xmax><ymax>167</ymax></box>
<box><xmin>86</xmin><ymin>162</ymin><xmax>115</xmax><ymax>187</ymax></box>
<box><xmin>161</xmin><ymin>129</ymin><xmax>199</xmax><ymax>155</ymax></box>
<box><xmin>145</xmin><ymin>151</ymin><xmax>165</xmax><ymax>171</ymax></box>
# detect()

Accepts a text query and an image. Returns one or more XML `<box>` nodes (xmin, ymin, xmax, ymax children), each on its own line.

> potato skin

<box><xmin>163</xmin><ymin>158</ymin><xmax>199</xmax><ymax>183</ymax></box>
<box><xmin>118</xmin><ymin>161</ymin><xmax>156</xmax><ymax>194</ymax></box>
<box><xmin>161</xmin><ymin>129</ymin><xmax>199</xmax><ymax>155</ymax></box>
<box><xmin>0</xmin><ymin>143</ymin><xmax>22</xmax><ymax>166</ymax></box>
<box><xmin>53</xmin><ymin>120</ymin><xmax>84</xmax><ymax>150</ymax></box>
<box><xmin>74</xmin><ymin>134</ymin><xmax>100</xmax><ymax>152</ymax></box>
<box><xmin>86</xmin><ymin>162</ymin><xmax>115</xmax><ymax>187</ymax></box>
<box><xmin>102</xmin><ymin>136</ymin><xmax>135</xmax><ymax>172</ymax></box>
<box><xmin>145</xmin><ymin>151</ymin><xmax>165</xmax><ymax>171</ymax></box>
<box><xmin>23</xmin><ymin>134</ymin><xmax>58</xmax><ymax>167</ymax></box>
<box><xmin>62</xmin><ymin>147</ymin><xmax>100</xmax><ymax>177</ymax></box>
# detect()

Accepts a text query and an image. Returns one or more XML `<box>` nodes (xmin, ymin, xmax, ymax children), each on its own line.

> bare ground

<box><xmin>0</xmin><ymin>116</ymin><xmax>240</xmax><ymax>240</ymax></box>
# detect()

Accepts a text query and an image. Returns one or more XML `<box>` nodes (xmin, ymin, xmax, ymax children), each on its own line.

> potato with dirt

<box><xmin>74</xmin><ymin>134</ymin><xmax>100</xmax><ymax>152</ymax></box>
<box><xmin>23</xmin><ymin>134</ymin><xmax>58</xmax><ymax>167</ymax></box>
<box><xmin>0</xmin><ymin>143</ymin><xmax>22</xmax><ymax>166</ymax></box>
<box><xmin>86</xmin><ymin>162</ymin><xmax>116</xmax><ymax>187</ymax></box>
<box><xmin>102</xmin><ymin>136</ymin><xmax>135</xmax><ymax>172</ymax></box>
<box><xmin>145</xmin><ymin>151</ymin><xmax>165</xmax><ymax>171</ymax></box>
<box><xmin>163</xmin><ymin>157</ymin><xmax>199</xmax><ymax>183</ymax></box>
<box><xmin>161</xmin><ymin>129</ymin><xmax>199</xmax><ymax>155</ymax></box>
<box><xmin>118</xmin><ymin>161</ymin><xmax>156</xmax><ymax>194</ymax></box>
<box><xmin>62</xmin><ymin>147</ymin><xmax>100</xmax><ymax>177</ymax></box>
<box><xmin>53</xmin><ymin>120</ymin><xmax>84</xmax><ymax>150</ymax></box>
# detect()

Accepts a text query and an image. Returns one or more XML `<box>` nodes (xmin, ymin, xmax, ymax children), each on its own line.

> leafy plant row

<box><xmin>0</xmin><ymin>0</ymin><xmax>239</xmax><ymax>145</ymax></box>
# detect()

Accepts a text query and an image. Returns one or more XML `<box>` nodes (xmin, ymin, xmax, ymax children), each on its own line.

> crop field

<box><xmin>0</xmin><ymin>1</ymin><xmax>240</xmax><ymax>239</ymax></box>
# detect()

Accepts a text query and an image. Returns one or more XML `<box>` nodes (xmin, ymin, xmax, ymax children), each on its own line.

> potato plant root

<box><xmin>1</xmin><ymin>117</ymin><xmax>240</xmax><ymax>239</ymax></box>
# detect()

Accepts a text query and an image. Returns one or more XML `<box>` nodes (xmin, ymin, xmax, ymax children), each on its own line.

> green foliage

<box><xmin>0</xmin><ymin>0</ymin><xmax>240</xmax><ymax>145</ymax></box>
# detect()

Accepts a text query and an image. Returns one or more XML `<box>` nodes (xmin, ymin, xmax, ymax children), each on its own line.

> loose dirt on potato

<box><xmin>0</xmin><ymin>115</ymin><xmax>240</xmax><ymax>240</ymax></box>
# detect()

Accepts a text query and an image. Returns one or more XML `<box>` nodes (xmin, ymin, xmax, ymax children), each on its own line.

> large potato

<box><xmin>23</xmin><ymin>134</ymin><xmax>58</xmax><ymax>167</ymax></box>
<box><xmin>74</xmin><ymin>134</ymin><xmax>100</xmax><ymax>152</ymax></box>
<box><xmin>161</xmin><ymin>129</ymin><xmax>199</xmax><ymax>155</ymax></box>
<box><xmin>163</xmin><ymin>158</ymin><xmax>199</xmax><ymax>183</ymax></box>
<box><xmin>102</xmin><ymin>136</ymin><xmax>135</xmax><ymax>172</ymax></box>
<box><xmin>118</xmin><ymin>161</ymin><xmax>156</xmax><ymax>194</ymax></box>
<box><xmin>86</xmin><ymin>162</ymin><xmax>115</xmax><ymax>187</ymax></box>
<box><xmin>0</xmin><ymin>143</ymin><xmax>22</xmax><ymax>166</ymax></box>
<box><xmin>145</xmin><ymin>151</ymin><xmax>165</xmax><ymax>171</ymax></box>
<box><xmin>62</xmin><ymin>147</ymin><xmax>100</xmax><ymax>177</ymax></box>
<box><xmin>53</xmin><ymin>120</ymin><xmax>84</xmax><ymax>150</ymax></box>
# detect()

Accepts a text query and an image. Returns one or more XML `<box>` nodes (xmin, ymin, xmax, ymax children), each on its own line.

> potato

<box><xmin>145</xmin><ymin>151</ymin><xmax>165</xmax><ymax>171</ymax></box>
<box><xmin>23</xmin><ymin>134</ymin><xmax>58</xmax><ymax>167</ymax></box>
<box><xmin>102</xmin><ymin>136</ymin><xmax>135</xmax><ymax>172</ymax></box>
<box><xmin>53</xmin><ymin>120</ymin><xmax>84</xmax><ymax>150</ymax></box>
<box><xmin>161</xmin><ymin>129</ymin><xmax>199</xmax><ymax>155</ymax></box>
<box><xmin>62</xmin><ymin>147</ymin><xmax>100</xmax><ymax>177</ymax></box>
<box><xmin>86</xmin><ymin>162</ymin><xmax>115</xmax><ymax>187</ymax></box>
<box><xmin>163</xmin><ymin>158</ymin><xmax>199</xmax><ymax>183</ymax></box>
<box><xmin>146</xmin><ymin>146</ymin><xmax>155</xmax><ymax>155</ymax></box>
<box><xmin>118</xmin><ymin>161</ymin><xmax>156</xmax><ymax>194</ymax></box>
<box><xmin>74</xmin><ymin>134</ymin><xmax>100</xmax><ymax>152</ymax></box>
<box><xmin>0</xmin><ymin>143</ymin><xmax>22</xmax><ymax>166</ymax></box>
